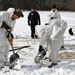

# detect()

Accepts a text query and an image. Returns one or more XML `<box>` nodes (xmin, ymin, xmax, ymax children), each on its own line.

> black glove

<box><xmin>45</xmin><ymin>23</ymin><xmax>49</xmax><ymax>25</ymax></box>
<box><xmin>38</xmin><ymin>45</ymin><xmax>46</xmax><ymax>56</ymax></box>
<box><xmin>7</xmin><ymin>33</ymin><xmax>14</xmax><ymax>38</ymax></box>
<box><xmin>1</xmin><ymin>21</ymin><xmax>11</xmax><ymax>30</ymax></box>
<box><xmin>39</xmin><ymin>45</ymin><xmax>43</xmax><ymax>52</ymax></box>
<box><xmin>51</xmin><ymin>17</ymin><xmax>54</xmax><ymax>20</ymax></box>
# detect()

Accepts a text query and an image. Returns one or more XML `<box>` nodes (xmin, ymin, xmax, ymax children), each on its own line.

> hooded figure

<box><xmin>35</xmin><ymin>18</ymin><xmax>67</xmax><ymax>68</ymax></box>
<box><xmin>48</xmin><ymin>5</ymin><xmax>64</xmax><ymax>49</ymax></box>
<box><xmin>0</xmin><ymin>7</ymin><xmax>24</xmax><ymax>68</ymax></box>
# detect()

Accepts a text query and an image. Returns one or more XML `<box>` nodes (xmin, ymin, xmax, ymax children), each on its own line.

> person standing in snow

<box><xmin>0</xmin><ymin>7</ymin><xmax>24</xmax><ymax>68</ymax></box>
<box><xmin>48</xmin><ymin>5</ymin><xmax>64</xmax><ymax>49</ymax></box>
<box><xmin>28</xmin><ymin>7</ymin><xmax>41</xmax><ymax>39</ymax></box>
<box><xmin>34</xmin><ymin>17</ymin><xmax>67</xmax><ymax>68</ymax></box>
<box><xmin>44</xmin><ymin>5</ymin><xmax>64</xmax><ymax>59</ymax></box>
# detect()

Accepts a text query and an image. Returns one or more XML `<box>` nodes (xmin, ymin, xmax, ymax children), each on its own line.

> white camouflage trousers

<box><xmin>0</xmin><ymin>28</ymin><xmax>9</xmax><ymax>68</ymax></box>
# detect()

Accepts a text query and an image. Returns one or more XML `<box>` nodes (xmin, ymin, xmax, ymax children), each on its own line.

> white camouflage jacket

<box><xmin>0</xmin><ymin>8</ymin><xmax>16</xmax><ymax>32</ymax></box>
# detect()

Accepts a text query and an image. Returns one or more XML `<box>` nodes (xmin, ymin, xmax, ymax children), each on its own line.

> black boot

<box><xmin>48</xmin><ymin>63</ymin><xmax>58</xmax><ymax>68</ymax></box>
<box><xmin>35</xmin><ymin>35</ymin><xmax>38</xmax><ymax>38</ymax></box>
<box><xmin>60</xmin><ymin>45</ymin><xmax>64</xmax><ymax>50</ymax></box>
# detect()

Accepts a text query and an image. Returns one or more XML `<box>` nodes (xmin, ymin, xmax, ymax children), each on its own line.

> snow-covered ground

<box><xmin>0</xmin><ymin>11</ymin><xmax>75</xmax><ymax>75</ymax></box>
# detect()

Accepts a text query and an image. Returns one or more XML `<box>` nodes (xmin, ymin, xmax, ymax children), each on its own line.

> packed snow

<box><xmin>0</xmin><ymin>11</ymin><xmax>75</xmax><ymax>75</ymax></box>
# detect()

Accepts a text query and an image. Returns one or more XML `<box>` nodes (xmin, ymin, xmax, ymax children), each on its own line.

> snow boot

<box><xmin>48</xmin><ymin>63</ymin><xmax>57</xmax><ymax>68</ymax></box>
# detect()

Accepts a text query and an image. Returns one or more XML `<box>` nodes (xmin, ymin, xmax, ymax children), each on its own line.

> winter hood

<box><xmin>7</xmin><ymin>8</ymin><xmax>15</xmax><ymax>17</ymax></box>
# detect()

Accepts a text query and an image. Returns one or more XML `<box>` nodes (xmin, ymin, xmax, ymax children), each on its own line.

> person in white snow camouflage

<box><xmin>0</xmin><ymin>7</ymin><xmax>24</xmax><ymax>69</ymax></box>
<box><xmin>44</xmin><ymin>5</ymin><xmax>62</xmax><ymax>59</ymax></box>
<box><xmin>48</xmin><ymin>5</ymin><xmax>64</xmax><ymax>48</ymax></box>
<box><xmin>44</xmin><ymin>5</ymin><xmax>65</xmax><ymax>59</ymax></box>
<box><xmin>34</xmin><ymin>15</ymin><xmax>67</xmax><ymax>68</ymax></box>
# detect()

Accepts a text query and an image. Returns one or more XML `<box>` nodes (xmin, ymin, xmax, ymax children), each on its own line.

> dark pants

<box><xmin>31</xmin><ymin>26</ymin><xmax>35</xmax><ymax>38</ymax></box>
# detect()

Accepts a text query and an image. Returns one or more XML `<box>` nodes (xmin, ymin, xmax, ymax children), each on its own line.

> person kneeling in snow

<box><xmin>34</xmin><ymin>18</ymin><xmax>67</xmax><ymax>68</ymax></box>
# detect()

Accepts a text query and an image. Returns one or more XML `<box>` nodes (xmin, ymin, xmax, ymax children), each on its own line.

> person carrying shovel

<box><xmin>0</xmin><ymin>7</ymin><xmax>24</xmax><ymax>70</ymax></box>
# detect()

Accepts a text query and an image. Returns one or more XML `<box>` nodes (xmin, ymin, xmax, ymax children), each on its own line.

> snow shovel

<box><xmin>6</xmin><ymin>32</ymin><xmax>19</xmax><ymax>69</ymax></box>
<box><xmin>9</xmin><ymin>45</ymin><xmax>30</xmax><ymax>69</ymax></box>
<box><xmin>7</xmin><ymin>33</ymin><xmax>30</xmax><ymax>70</ymax></box>
<box><xmin>9</xmin><ymin>49</ymin><xmax>20</xmax><ymax>69</ymax></box>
